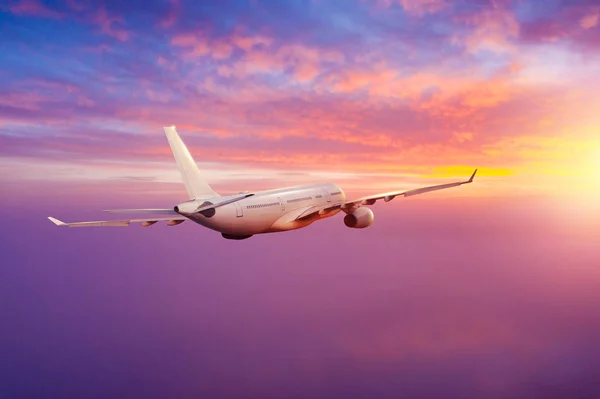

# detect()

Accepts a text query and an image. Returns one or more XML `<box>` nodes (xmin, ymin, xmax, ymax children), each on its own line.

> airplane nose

<box><xmin>173</xmin><ymin>206</ymin><xmax>179</xmax><ymax>213</ymax></box>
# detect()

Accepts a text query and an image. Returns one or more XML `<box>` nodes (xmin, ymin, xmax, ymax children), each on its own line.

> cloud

<box><xmin>8</xmin><ymin>0</ymin><xmax>62</xmax><ymax>19</ymax></box>
<box><xmin>518</xmin><ymin>3</ymin><xmax>600</xmax><ymax>50</ymax></box>
<box><xmin>579</xmin><ymin>10</ymin><xmax>599</xmax><ymax>29</ymax></box>
<box><xmin>1</xmin><ymin>0</ymin><xmax>599</xmax><ymax>194</ymax></box>
<box><xmin>452</xmin><ymin>7</ymin><xmax>520</xmax><ymax>54</ymax></box>
<box><xmin>91</xmin><ymin>8</ymin><xmax>130</xmax><ymax>41</ymax></box>
<box><xmin>171</xmin><ymin>30</ymin><xmax>344</xmax><ymax>84</ymax></box>
<box><xmin>373</xmin><ymin>0</ymin><xmax>447</xmax><ymax>15</ymax></box>
<box><xmin>399</xmin><ymin>0</ymin><xmax>446</xmax><ymax>15</ymax></box>
<box><xmin>157</xmin><ymin>0</ymin><xmax>179</xmax><ymax>28</ymax></box>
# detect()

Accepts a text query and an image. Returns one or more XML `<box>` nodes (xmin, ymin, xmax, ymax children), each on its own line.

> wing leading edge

<box><xmin>345</xmin><ymin>168</ymin><xmax>477</xmax><ymax>206</ymax></box>
<box><xmin>296</xmin><ymin>169</ymin><xmax>478</xmax><ymax>220</ymax></box>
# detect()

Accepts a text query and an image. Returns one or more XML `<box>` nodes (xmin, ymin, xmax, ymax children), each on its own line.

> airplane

<box><xmin>48</xmin><ymin>126</ymin><xmax>477</xmax><ymax>240</ymax></box>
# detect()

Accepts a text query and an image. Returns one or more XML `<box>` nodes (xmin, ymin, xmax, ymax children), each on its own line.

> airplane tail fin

<box><xmin>163</xmin><ymin>126</ymin><xmax>219</xmax><ymax>200</ymax></box>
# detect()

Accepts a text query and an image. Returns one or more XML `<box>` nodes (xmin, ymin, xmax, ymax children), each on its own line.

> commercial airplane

<box><xmin>48</xmin><ymin>126</ymin><xmax>477</xmax><ymax>240</ymax></box>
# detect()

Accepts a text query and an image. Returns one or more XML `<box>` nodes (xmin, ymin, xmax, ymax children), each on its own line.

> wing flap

<box><xmin>278</xmin><ymin>205</ymin><xmax>320</xmax><ymax>223</ymax></box>
<box><xmin>294</xmin><ymin>204</ymin><xmax>343</xmax><ymax>220</ymax></box>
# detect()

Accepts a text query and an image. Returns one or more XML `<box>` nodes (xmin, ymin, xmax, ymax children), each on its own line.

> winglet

<box><xmin>467</xmin><ymin>168</ymin><xmax>478</xmax><ymax>183</ymax></box>
<box><xmin>48</xmin><ymin>217</ymin><xmax>66</xmax><ymax>226</ymax></box>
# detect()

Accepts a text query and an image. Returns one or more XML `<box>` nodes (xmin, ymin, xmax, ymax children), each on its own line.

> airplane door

<box><xmin>278</xmin><ymin>197</ymin><xmax>285</xmax><ymax>211</ymax></box>
<box><xmin>234</xmin><ymin>202</ymin><xmax>243</xmax><ymax>217</ymax></box>
<box><xmin>323</xmin><ymin>189</ymin><xmax>331</xmax><ymax>203</ymax></box>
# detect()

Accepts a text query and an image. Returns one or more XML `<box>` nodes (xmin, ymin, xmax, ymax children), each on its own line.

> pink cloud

<box><xmin>0</xmin><ymin>91</ymin><xmax>47</xmax><ymax>110</ymax></box>
<box><xmin>373</xmin><ymin>0</ymin><xmax>446</xmax><ymax>15</ymax></box>
<box><xmin>158</xmin><ymin>0</ymin><xmax>180</xmax><ymax>28</ymax></box>
<box><xmin>211</xmin><ymin>41</ymin><xmax>234</xmax><ymax>60</ymax></box>
<box><xmin>171</xmin><ymin>31</ymin><xmax>343</xmax><ymax>82</ymax></box>
<box><xmin>171</xmin><ymin>33</ymin><xmax>198</xmax><ymax>47</ymax></box>
<box><xmin>579</xmin><ymin>10</ymin><xmax>599</xmax><ymax>29</ymax></box>
<box><xmin>230</xmin><ymin>33</ymin><xmax>273</xmax><ymax>51</ymax></box>
<box><xmin>3</xmin><ymin>51</ymin><xmax>589</xmax><ymax>181</ymax></box>
<box><xmin>4</xmin><ymin>18</ymin><xmax>598</xmax><ymax>192</ymax></box>
<box><xmin>171</xmin><ymin>34</ymin><xmax>214</xmax><ymax>58</ymax></box>
<box><xmin>399</xmin><ymin>0</ymin><xmax>446</xmax><ymax>15</ymax></box>
<box><xmin>329</xmin><ymin>67</ymin><xmax>397</xmax><ymax>94</ymax></box>
<box><xmin>92</xmin><ymin>8</ymin><xmax>129</xmax><ymax>41</ymax></box>
<box><xmin>326</xmin><ymin>63</ymin><xmax>516</xmax><ymax>115</ymax></box>
<box><xmin>452</xmin><ymin>8</ymin><xmax>520</xmax><ymax>54</ymax></box>
<box><xmin>294</xmin><ymin>63</ymin><xmax>319</xmax><ymax>82</ymax></box>
<box><xmin>519</xmin><ymin>4</ymin><xmax>600</xmax><ymax>48</ymax></box>
<box><xmin>9</xmin><ymin>0</ymin><xmax>62</xmax><ymax>18</ymax></box>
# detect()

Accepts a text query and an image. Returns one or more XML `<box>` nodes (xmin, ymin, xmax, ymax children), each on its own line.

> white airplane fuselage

<box><xmin>181</xmin><ymin>183</ymin><xmax>346</xmax><ymax>238</ymax></box>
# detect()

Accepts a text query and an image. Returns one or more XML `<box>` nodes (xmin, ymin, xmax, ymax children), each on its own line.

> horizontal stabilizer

<box><xmin>47</xmin><ymin>216</ymin><xmax>187</xmax><ymax>227</ymax></box>
<box><xmin>48</xmin><ymin>217</ymin><xmax>66</xmax><ymax>226</ymax></box>
<box><xmin>196</xmin><ymin>193</ymin><xmax>254</xmax><ymax>211</ymax></box>
<box><xmin>103</xmin><ymin>209</ymin><xmax>178</xmax><ymax>215</ymax></box>
<box><xmin>175</xmin><ymin>193</ymin><xmax>254</xmax><ymax>214</ymax></box>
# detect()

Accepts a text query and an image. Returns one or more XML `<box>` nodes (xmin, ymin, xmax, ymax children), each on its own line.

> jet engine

<box><xmin>343</xmin><ymin>207</ymin><xmax>374</xmax><ymax>228</ymax></box>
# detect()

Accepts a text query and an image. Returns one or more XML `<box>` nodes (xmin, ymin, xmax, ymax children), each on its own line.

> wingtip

<box><xmin>468</xmin><ymin>168</ymin><xmax>478</xmax><ymax>183</ymax></box>
<box><xmin>48</xmin><ymin>216</ymin><xmax>66</xmax><ymax>226</ymax></box>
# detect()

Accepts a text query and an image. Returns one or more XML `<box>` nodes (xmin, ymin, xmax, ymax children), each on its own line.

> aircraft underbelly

<box><xmin>187</xmin><ymin>207</ymin><xmax>278</xmax><ymax>235</ymax></box>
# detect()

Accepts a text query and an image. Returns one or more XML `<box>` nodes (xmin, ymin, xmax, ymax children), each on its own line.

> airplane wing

<box><xmin>47</xmin><ymin>216</ymin><xmax>187</xmax><ymax>227</ymax></box>
<box><xmin>296</xmin><ymin>169</ymin><xmax>477</xmax><ymax>220</ymax></box>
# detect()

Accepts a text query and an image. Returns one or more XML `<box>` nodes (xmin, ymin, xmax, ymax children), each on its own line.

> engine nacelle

<box><xmin>343</xmin><ymin>207</ymin><xmax>374</xmax><ymax>228</ymax></box>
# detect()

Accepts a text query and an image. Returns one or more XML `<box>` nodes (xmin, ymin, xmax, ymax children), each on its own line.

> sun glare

<box><xmin>578</xmin><ymin>144</ymin><xmax>600</xmax><ymax>190</ymax></box>
<box><xmin>590</xmin><ymin>147</ymin><xmax>600</xmax><ymax>184</ymax></box>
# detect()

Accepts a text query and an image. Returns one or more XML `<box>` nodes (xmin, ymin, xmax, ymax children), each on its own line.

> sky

<box><xmin>1</xmin><ymin>0</ymin><xmax>600</xmax><ymax>398</ymax></box>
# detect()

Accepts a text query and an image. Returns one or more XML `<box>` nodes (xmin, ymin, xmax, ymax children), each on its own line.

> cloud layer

<box><xmin>1</xmin><ymin>0</ymin><xmax>600</xmax><ymax>194</ymax></box>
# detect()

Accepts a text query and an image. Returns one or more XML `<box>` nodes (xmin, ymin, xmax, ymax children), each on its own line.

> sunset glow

<box><xmin>1</xmin><ymin>0</ymin><xmax>599</xmax><ymax>196</ymax></box>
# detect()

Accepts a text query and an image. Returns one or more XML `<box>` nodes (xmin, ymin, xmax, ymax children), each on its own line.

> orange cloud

<box><xmin>327</xmin><ymin>64</ymin><xmax>516</xmax><ymax>120</ymax></box>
